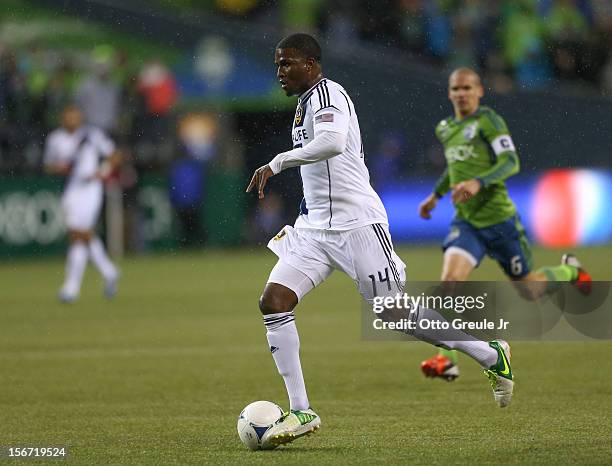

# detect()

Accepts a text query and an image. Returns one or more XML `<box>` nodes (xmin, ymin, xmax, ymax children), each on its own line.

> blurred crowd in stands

<box><xmin>1</xmin><ymin>0</ymin><xmax>611</xmax><ymax>174</ymax></box>
<box><xmin>214</xmin><ymin>0</ymin><xmax>612</xmax><ymax>93</ymax></box>
<box><xmin>1</xmin><ymin>0</ymin><xmax>611</xmax><ymax>248</ymax></box>
<box><xmin>0</xmin><ymin>42</ymin><xmax>180</xmax><ymax>174</ymax></box>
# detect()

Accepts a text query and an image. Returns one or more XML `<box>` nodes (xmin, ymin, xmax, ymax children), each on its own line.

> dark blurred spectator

<box><xmin>397</xmin><ymin>0</ymin><xmax>426</xmax><ymax>55</ymax></box>
<box><xmin>546</xmin><ymin>0</ymin><xmax>590</xmax><ymax>80</ymax></box>
<box><xmin>324</xmin><ymin>0</ymin><xmax>360</xmax><ymax>47</ymax></box>
<box><xmin>46</xmin><ymin>63</ymin><xmax>73</xmax><ymax>129</ymax></box>
<box><xmin>501</xmin><ymin>1</ymin><xmax>552</xmax><ymax>88</ymax></box>
<box><xmin>169</xmin><ymin>155</ymin><xmax>205</xmax><ymax>247</ymax></box>
<box><xmin>448</xmin><ymin>0</ymin><xmax>480</xmax><ymax>69</ymax></box>
<box><xmin>280</xmin><ymin>0</ymin><xmax>323</xmax><ymax>35</ymax></box>
<box><xmin>357</xmin><ymin>0</ymin><xmax>400</xmax><ymax>46</ymax></box>
<box><xmin>168</xmin><ymin>113</ymin><xmax>218</xmax><ymax>247</ymax></box>
<box><xmin>76</xmin><ymin>45</ymin><xmax>120</xmax><ymax>133</ymax></box>
<box><xmin>371</xmin><ymin>131</ymin><xmax>408</xmax><ymax>189</ymax></box>
<box><xmin>137</xmin><ymin>60</ymin><xmax>178</xmax><ymax>143</ymax></box>
<box><xmin>423</xmin><ymin>0</ymin><xmax>453</xmax><ymax>60</ymax></box>
<box><xmin>247</xmin><ymin>192</ymin><xmax>285</xmax><ymax>244</ymax></box>
<box><xmin>0</xmin><ymin>48</ymin><xmax>43</xmax><ymax>171</ymax></box>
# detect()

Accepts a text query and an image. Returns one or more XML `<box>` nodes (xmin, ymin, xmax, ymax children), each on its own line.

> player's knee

<box><xmin>258</xmin><ymin>286</ymin><xmax>297</xmax><ymax>315</ymax></box>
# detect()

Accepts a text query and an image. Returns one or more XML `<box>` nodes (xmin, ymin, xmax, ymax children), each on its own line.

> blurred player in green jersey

<box><xmin>418</xmin><ymin>68</ymin><xmax>592</xmax><ymax>381</ymax></box>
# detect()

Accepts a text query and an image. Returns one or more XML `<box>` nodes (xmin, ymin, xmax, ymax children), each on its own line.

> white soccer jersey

<box><xmin>44</xmin><ymin>126</ymin><xmax>115</xmax><ymax>195</ymax></box>
<box><xmin>274</xmin><ymin>78</ymin><xmax>388</xmax><ymax>231</ymax></box>
<box><xmin>44</xmin><ymin>126</ymin><xmax>115</xmax><ymax>230</ymax></box>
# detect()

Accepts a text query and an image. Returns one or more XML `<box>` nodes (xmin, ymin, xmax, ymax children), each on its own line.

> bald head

<box><xmin>449</xmin><ymin>68</ymin><xmax>482</xmax><ymax>86</ymax></box>
<box><xmin>448</xmin><ymin>68</ymin><xmax>483</xmax><ymax>119</ymax></box>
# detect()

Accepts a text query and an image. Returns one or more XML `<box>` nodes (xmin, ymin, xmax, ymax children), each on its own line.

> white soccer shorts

<box><xmin>267</xmin><ymin>224</ymin><xmax>406</xmax><ymax>303</ymax></box>
<box><xmin>61</xmin><ymin>187</ymin><xmax>102</xmax><ymax>231</ymax></box>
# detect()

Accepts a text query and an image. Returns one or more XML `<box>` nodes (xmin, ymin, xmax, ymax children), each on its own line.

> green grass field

<box><xmin>1</xmin><ymin>245</ymin><xmax>611</xmax><ymax>465</ymax></box>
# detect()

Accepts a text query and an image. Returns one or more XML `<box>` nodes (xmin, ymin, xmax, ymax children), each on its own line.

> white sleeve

<box><xmin>268</xmin><ymin>130</ymin><xmax>347</xmax><ymax>175</ymax></box>
<box><xmin>310</xmin><ymin>84</ymin><xmax>350</xmax><ymax>137</ymax></box>
<box><xmin>91</xmin><ymin>128</ymin><xmax>116</xmax><ymax>158</ymax></box>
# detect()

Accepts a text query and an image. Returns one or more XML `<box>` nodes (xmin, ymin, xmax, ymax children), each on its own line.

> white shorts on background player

<box><xmin>267</xmin><ymin>224</ymin><xmax>406</xmax><ymax>303</ymax></box>
<box><xmin>44</xmin><ymin>126</ymin><xmax>115</xmax><ymax>231</ymax></box>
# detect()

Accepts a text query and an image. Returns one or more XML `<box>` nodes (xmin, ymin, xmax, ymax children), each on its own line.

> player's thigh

<box><xmin>344</xmin><ymin>224</ymin><xmax>406</xmax><ymax>303</ymax></box>
<box><xmin>266</xmin><ymin>260</ymin><xmax>318</xmax><ymax>303</ymax></box>
<box><xmin>441</xmin><ymin>219</ymin><xmax>486</xmax><ymax>279</ymax></box>
<box><xmin>266</xmin><ymin>225</ymin><xmax>334</xmax><ymax>299</ymax></box>
<box><xmin>484</xmin><ymin>216</ymin><xmax>532</xmax><ymax>279</ymax></box>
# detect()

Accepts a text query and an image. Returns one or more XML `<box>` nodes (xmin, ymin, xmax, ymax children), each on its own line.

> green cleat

<box><xmin>562</xmin><ymin>253</ymin><xmax>592</xmax><ymax>295</ymax></box>
<box><xmin>262</xmin><ymin>408</ymin><xmax>320</xmax><ymax>447</ymax></box>
<box><xmin>484</xmin><ymin>340</ymin><xmax>514</xmax><ymax>408</ymax></box>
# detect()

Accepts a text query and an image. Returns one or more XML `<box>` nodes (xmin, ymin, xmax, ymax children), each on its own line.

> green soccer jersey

<box><xmin>434</xmin><ymin>106</ymin><xmax>520</xmax><ymax>228</ymax></box>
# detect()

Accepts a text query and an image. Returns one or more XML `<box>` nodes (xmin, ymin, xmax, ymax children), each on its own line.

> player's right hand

<box><xmin>418</xmin><ymin>194</ymin><xmax>438</xmax><ymax>219</ymax></box>
<box><xmin>246</xmin><ymin>164</ymin><xmax>274</xmax><ymax>199</ymax></box>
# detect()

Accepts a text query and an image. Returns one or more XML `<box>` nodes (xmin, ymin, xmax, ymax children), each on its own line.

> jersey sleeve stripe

<box><xmin>316</xmin><ymin>86</ymin><xmax>324</xmax><ymax>109</ymax></box>
<box><xmin>312</xmin><ymin>80</ymin><xmax>331</xmax><ymax>111</ymax></box>
<box><xmin>322</xmin><ymin>80</ymin><xmax>331</xmax><ymax>107</ymax></box>
<box><xmin>314</xmin><ymin>105</ymin><xmax>341</xmax><ymax>113</ymax></box>
<box><xmin>339</xmin><ymin>90</ymin><xmax>352</xmax><ymax>116</ymax></box>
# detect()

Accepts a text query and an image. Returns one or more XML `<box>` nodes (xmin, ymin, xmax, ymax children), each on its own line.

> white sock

<box><xmin>61</xmin><ymin>241</ymin><xmax>88</xmax><ymax>296</ymax></box>
<box><xmin>263</xmin><ymin>311</ymin><xmax>309</xmax><ymax>411</ymax></box>
<box><xmin>89</xmin><ymin>237</ymin><xmax>118</xmax><ymax>281</ymax></box>
<box><xmin>411</xmin><ymin>307</ymin><xmax>498</xmax><ymax>368</ymax></box>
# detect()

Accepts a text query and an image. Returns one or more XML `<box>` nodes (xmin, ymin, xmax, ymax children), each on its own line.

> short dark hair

<box><xmin>276</xmin><ymin>33</ymin><xmax>321</xmax><ymax>62</ymax></box>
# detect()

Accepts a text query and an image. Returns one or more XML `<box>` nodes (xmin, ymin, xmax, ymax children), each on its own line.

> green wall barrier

<box><xmin>0</xmin><ymin>177</ymin><xmax>66</xmax><ymax>257</ymax></box>
<box><xmin>0</xmin><ymin>173</ymin><xmax>246</xmax><ymax>258</ymax></box>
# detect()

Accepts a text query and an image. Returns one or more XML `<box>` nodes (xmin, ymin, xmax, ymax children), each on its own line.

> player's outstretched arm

<box><xmin>419</xmin><ymin>193</ymin><xmax>438</xmax><ymax>219</ymax></box>
<box><xmin>246</xmin><ymin>164</ymin><xmax>274</xmax><ymax>200</ymax></box>
<box><xmin>268</xmin><ymin>131</ymin><xmax>346</xmax><ymax>174</ymax></box>
<box><xmin>420</xmin><ymin>167</ymin><xmax>449</xmax><ymax>216</ymax></box>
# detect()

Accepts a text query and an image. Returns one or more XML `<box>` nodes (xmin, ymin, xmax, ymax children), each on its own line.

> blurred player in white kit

<box><xmin>44</xmin><ymin>104</ymin><xmax>120</xmax><ymax>302</ymax></box>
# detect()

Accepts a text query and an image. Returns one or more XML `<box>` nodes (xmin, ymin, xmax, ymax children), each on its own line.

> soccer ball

<box><xmin>237</xmin><ymin>400</ymin><xmax>284</xmax><ymax>450</ymax></box>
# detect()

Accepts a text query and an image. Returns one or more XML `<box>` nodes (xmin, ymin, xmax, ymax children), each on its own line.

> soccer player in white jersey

<box><xmin>44</xmin><ymin>105</ymin><xmax>120</xmax><ymax>302</ymax></box>
<box><xmin>246</xmin><ymin>34</ymin><xmax>515</xmax><ymax>447</ymax></box>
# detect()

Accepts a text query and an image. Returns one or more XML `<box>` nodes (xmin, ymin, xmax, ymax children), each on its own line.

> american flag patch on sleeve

<box><xmin>314</xmin><ymin>113</ymin><xmax>334</xmax><ymax>124</ymax></box>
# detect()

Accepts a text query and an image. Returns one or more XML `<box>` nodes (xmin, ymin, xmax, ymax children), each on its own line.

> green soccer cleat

<box><xmin>561</xmin><ymin>253</ymin><xmax>592</xmax><ymax>295</ymax></box>
<box><xmin>262</xmin><ymin>408</ymin><xmax>320</xmax><ymax>447</ymax></box>
<box><xmin>484</xmin><ymin>340</ymin><xmax>514</xmax><ymax>408</ymax></box>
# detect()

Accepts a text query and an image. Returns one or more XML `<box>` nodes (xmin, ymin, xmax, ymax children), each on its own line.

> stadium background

<box><xmin>1</xmin><ymin>0</ymin><xmax>611</xmax><ymax>255</ymax></box>
<box><xmin>1</xmin><ymin>1</ymin><xmax>611</xmax><ymax>464</ymax></box>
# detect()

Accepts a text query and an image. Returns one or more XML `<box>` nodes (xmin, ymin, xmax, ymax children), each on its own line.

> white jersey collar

<box><xmin>298</xmin><ymin>78</ymin><xmax>326</xmax><ymax>102</ymax></box>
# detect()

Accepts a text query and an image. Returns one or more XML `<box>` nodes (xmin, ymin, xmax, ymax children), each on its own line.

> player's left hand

<box><xmin>246</xmin><ymin>164</ymin><xmax>274</xmax><ymax>199</ymax></box>
<box><xmin>451</xmin><ymin>179</ymin><xmax>481</xmax><ymax>204</ymax></box>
